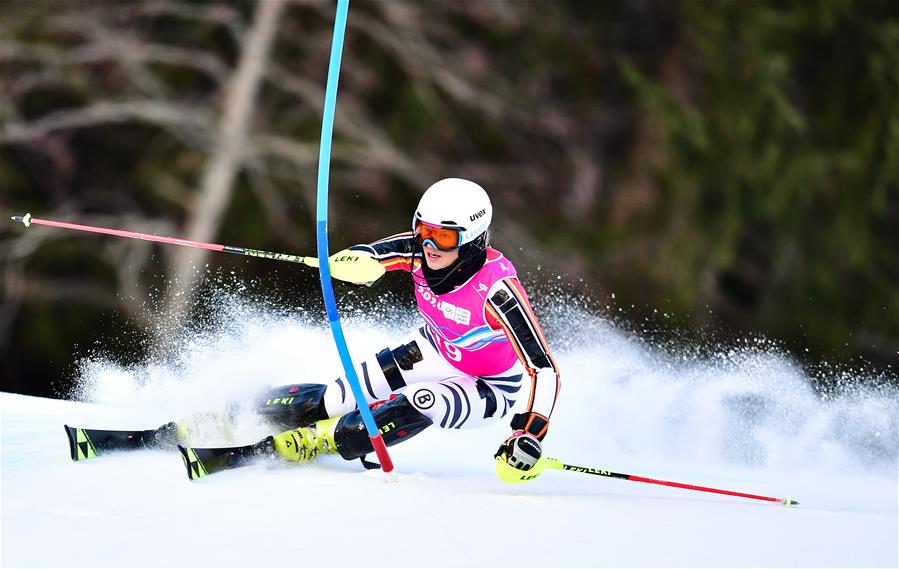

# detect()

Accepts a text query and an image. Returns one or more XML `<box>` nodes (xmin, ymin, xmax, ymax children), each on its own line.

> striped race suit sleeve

<box><xmin>485</xmin><ymin>277</ymin><xmax>560</xmax><ymax>440</ymax></box>
<box><xmin>349</xmin><ymin>232</ymin><xmax>416</xmax><ymax>273</ymax></box>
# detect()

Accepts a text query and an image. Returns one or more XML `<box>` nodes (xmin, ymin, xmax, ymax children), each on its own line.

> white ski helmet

<box><xmin>413</xmin><ymin>178</ymin><xmax>492</xmax><ymax>249</ymax></box>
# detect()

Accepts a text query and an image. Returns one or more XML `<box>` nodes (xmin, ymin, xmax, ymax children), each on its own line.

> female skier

<box><xmin>254</xmin><ymin>178</ymin><xmax>561</xmax><ymax>480</ymax></box>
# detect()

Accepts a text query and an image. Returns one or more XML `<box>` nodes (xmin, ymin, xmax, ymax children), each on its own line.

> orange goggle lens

<box><xmin>415</xmin><ymin>221</ymin><xmax>461</xmax><ymax>252</ymax></box>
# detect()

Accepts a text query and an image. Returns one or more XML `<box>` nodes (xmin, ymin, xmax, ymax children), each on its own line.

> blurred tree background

<box><xmin>1</xmin><ymin>0</ymin><xmax>897</xmax><ymax>398</ymax></box>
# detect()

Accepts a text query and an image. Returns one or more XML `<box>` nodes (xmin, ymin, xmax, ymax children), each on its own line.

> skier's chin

<box><xmin>424</xmin><ymin>249</ymin><xmax>458</xmax><ymax>270</ymax></box>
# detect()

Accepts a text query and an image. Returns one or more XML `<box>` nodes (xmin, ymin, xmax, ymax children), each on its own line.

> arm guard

<box><xmin>486</xmin><ymin>277</ymin><xmax>560</xmax><ymax>440</ymax></box>
<box><xmin>349</xmin><ymin>232</ymin><xmax>418</xmax><ymax>273</ymax></box>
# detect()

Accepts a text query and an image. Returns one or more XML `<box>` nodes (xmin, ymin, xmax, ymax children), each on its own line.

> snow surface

<box><xmin>2</xmin><ymin>298</ymin><xmax>897</xmax><ymax>567</ymax></box>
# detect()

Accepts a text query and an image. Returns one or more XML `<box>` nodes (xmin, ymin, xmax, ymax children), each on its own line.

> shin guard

<box><xmin>255</xmin><ymin>383</ymin><xmax>328</xmax><ymax>429</ymax></box>
<box><xmin>333</xmin><ymin>394</ymin><xmax>433</xmax><ymax>461</ymax></box>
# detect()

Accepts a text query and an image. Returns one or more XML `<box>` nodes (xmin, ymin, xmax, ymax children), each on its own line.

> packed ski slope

<box><xmin>2</xmin><ymin>298</ymin><xmax>897</xmax><ymax>567</ymax></box>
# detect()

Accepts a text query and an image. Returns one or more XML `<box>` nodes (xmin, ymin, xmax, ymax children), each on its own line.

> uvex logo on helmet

<box><xmin>470</xmin><ymin>208</ymin><xmax>487</xmax><ymax>222</ymax></box>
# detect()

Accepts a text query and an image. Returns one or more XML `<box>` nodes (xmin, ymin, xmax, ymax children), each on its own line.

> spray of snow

<box><xmin>69</xmin><ymin>278</ymin><xmax>899</xmax><ymax>480</ymax></box>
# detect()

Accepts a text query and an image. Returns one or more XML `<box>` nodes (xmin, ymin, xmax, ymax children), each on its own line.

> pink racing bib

<box><xmin>414</xmin><ymin>248</ymin><xmax>520</xmax><ymax>376</ymax></box>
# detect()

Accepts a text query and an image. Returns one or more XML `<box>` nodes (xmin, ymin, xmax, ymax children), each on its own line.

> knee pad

<box><xmin>375</xmin><ymin>340</ymin><xmax>423</xmax><ymax>391</ymax></box>
<box><xmin>475</xmin><ymin>379</ymin><xmax>498</xmax><ymax>419</ymax></box>
<box><xmin>255</xmin><ymin>384</ymin><xmax>328</xmax><ymax>429</ymax></box>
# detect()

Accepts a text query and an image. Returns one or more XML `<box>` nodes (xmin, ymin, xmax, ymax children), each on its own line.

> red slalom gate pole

<box><xmin>543</xmin><ymin>459</ymin><xmax>798</xmax><ymax>506</ymax></box>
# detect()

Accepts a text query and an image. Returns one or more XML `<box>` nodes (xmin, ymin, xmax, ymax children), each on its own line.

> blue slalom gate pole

<box><xmin>315</xmin><ymin>0</ymin><xmax>393</xmax><ymax>472</ymax></box>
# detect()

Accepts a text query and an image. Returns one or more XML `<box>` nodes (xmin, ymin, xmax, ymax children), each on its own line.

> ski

<box><xmin>63</xmin><ymin>423</ymin><xmax>179</xmax><ymax>461</ymax></box>
<box><xmin>178</xmin><ymin>436</ymin><xmax>276</xmax><ymax>481</ymax></box>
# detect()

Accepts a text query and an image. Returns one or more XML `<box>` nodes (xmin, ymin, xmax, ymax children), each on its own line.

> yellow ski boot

<box><xmin>272</xmin><ymin>416</ymin><xmax>340</xmax><ymax>463</ymax></box>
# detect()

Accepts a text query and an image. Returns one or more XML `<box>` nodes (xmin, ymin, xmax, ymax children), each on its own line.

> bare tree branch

<box><xmin>152</xmin><ymin>174</ymin><xmax>196</xmax><ymax>210</ymax></box>
<box><xmin>262</xmin><ymin>61</ymin><xmax>427</xmax><ymax>186</ymax></box>
<box><xmin>164</xmin><ymin>0</ymin><xmax>287</xmax><ymax>321</ymax></box>
<box><xmin>0</xmin><ymin>40</ymin><xmax>230</xmax><ymax>85</ymax></box>
<box><xmin>250</xmin><ymin>133</ymin><xmax>317</xmax><ymax>165</ymax></box>
<box><xmin>136</xmin><ymin>0</ymin><xmax>245</xmax><ymax>45</ymax></box>
<box><xmin>245</xmin><ymin>166</ymin><xmax>308</xmax><ymax>245</ymax></box>
<box><xmin>0</xmin><ymin>100</ymin><xmax>214</xmax><ymax>145</ymax></box>
<box><xmin>354</xmin><ymin>3</ymin><xmax>506</xmax><ymax>120</ymax></box>
<box><xmin>242</xmin><ymin>152</ymin><xmax>316</xmax><ymax>223</ymax></box>
<box><xmin>6</xmin><ymin>69</ymin><xmax>74</xmax><ymax>98</ymax></box>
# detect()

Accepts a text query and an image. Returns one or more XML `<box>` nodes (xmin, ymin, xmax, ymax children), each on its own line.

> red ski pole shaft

<box><xmin>11</xmin><ymin>212</ymin><xmax>387</xmax><ymax>285</ymax></box>
<box><xmin>544</xmin><ymin>459</ymin><xmax>798</xmax><ymax>506</ymax></box>
<box><xmin>11</xmin><ymin>213</ymin><xmax>310</xmax><ymax>264</ymax></box>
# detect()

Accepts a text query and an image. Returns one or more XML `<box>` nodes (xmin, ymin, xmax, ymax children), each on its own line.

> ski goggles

<box><xmin>414</xmin><ymin>220</ymin><xmax>461</xmax><ymax>252</ymax></box>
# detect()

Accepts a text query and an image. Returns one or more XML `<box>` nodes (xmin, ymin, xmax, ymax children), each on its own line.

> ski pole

<box><xmin>10</xmin><ymin>212</ymin><xmax>385</xmax><ymax>284</ymax></box>
<box><xmin>541</xmin><ymin>458</ymin><xmax>798</xmax><ymax>506</ymax></box>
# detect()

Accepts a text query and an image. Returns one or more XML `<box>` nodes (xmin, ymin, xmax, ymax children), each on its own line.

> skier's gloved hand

<box><xmin>328</xmin><ymin>249</ymin><xmax>384</xmax><ymax>286</ymax></box>
<box><xmin>494</xmin><ymin>430</ymin><xmax>545</xmax><ymax>483</ymax></box>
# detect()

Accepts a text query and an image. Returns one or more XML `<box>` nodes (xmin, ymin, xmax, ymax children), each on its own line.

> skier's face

<box><xmin>423</xmin><ymin>242</ymin><xmax>459</xmax><ymax>270</ymax></box>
